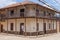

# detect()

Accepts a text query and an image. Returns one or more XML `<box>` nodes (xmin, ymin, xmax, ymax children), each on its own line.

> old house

<box><xmin>0</xmin><ymin>1</ymin><xmax>60</xmax><ymax>36</ymax></box>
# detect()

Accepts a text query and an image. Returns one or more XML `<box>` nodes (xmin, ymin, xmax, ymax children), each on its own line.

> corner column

<box><xmin>15</xmin><ymin>19</ymin><xmax>17</xmax><ymax>34</ymax></box>
<box><xmin>0</xmin><ymin>22</ymin><xmax>1</xmax><ymax>33</ymax></box>
<box><xmin>56</xmin><ymin>20</ymin><xmax>57</xmax><ymax>33</ymax></box>
<box><xmin>24</xmin><ymin>17</ymin><xmax>26</xmax><ymax>36</ymax></box>
<box><xmin>7</xmin><ymin>19</ymin><xmax>8</xmax><ymax>34</ymax></box>
<box><xmin>56</xmin><ymin>20</ymin><xmax>60</xmax><ymax>33</ymax></box>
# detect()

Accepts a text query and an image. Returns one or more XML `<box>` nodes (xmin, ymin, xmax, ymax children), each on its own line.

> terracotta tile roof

<box><xmin>0</xmin><ymin>1</ymin><xmax>38</xmax><ymax>9</ymax></box>
<box><xmin>0</xmin><ymin>1</ymin><xmax>58</xmax><ymax>12</ymax></box>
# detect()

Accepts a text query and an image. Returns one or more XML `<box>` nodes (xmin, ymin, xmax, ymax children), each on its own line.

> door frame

<box><xmin>0</xmin><ymin>24</ymin><xmax>3</xmax><ymax>32</ymax></box>
<box><xmin>20</xmin><ymin>23</ymin><xmax>24</xmax><ymax>35</ymax></box>
<box><xmin>43</xmin><ymin>23</ymin><xmax>46</xmax><ymax>34</ymax></box>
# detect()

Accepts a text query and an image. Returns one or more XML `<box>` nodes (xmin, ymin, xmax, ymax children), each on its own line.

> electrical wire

<box><xmin>38</xmin><ymin>0</ymin><xmax>59</xmax><ymax>11</ymax></box>
<box><xmin>54</xmin><ymin>0</ymin><xmax>60</xmax><ymax>5</ymax></box>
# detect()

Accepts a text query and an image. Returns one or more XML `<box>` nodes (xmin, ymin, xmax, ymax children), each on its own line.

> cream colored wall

<box><xmin>0</xmin><ymin>18</ymin><xmax>57</xmax><ymax>33</ymax></box>
<box><xmin>1</xmin><ymin>19</ymin><xmax>25</xmax><ymax>32</ymax></box>
<box><xmin>1</xmin><ymin>20</ymin><xmax>7</xmax><ymax>31</ymax></box>
<box><xmin>46</xmin><ymin>20</ymin><xmax>52</xmax><ymax>30</ymax></box>
<box><xmin>54</xmin><ymin>20</ymin><xmax>56</xmax><ymax>29</ymax></box>
<box><xmin>26</xmin><ymin>18</ymin><xmax>36</xmax><ymax>32</ymax></box>
<box><xmin>17</xmin><ymin>19</ymin><xmax>25</xmax><ymax>32</ymax></box>
<box><xmin>7</xmin><ymin>19</ymin><xmax>15</xmax><ymax>31</ymax></box>
<box><xmin>5</xmin><ymin>5</ymin><xmax>36</xmax><ymax>18</ymax></box>
<box><xmin>38</xmin><ymin>19</ymin><xmax>57</xmax><ymax>31</ymax></box>
<box><xmin>9</xmin><ymin>18</ymin><xmax>36</xmax><ymax>32</ymax></box>
<box><xmin>17</xmin><ymin>6</ymin><xmax>26</xmax><ymax>17</ymax></box>
<box><xmin>38</xmin><ymin>19</ymin><xmax>43</xmax><ymax>31</ymax></box>
<box><xmin>6</xmin><ymin>18</ymin><xmax>36</xmax><ymax>32</ymax></box>
<box><xmin>27</xmin><ymin>5</ymin><xmax>36</xmax><ymax>17</ymax></box>
<box><xmin>57</xmin><ymin>21</ymin><xmax>60</xmax><ymax>33</ymax></box>
<box><xmin>43</xmin><ymin>19</ymin><xmax>49</xmax><ymax>30</ymax></box>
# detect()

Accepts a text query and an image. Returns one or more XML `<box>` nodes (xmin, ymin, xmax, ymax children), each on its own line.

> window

<box><xmin>10</xmin><ymin>23</ymin><xmax>14</xmax><ymax>30</ymax></box>
<box><xmin>20</xmin><ymin>9</ymin><xmax>25</xmax><ymax>12</ymax></box>
<box><xmin>20</xmin><ymin>9</ymin><xmax>25</xmax><ymax>17</ymax></box>
<box><xmin>48</xmin><ymin>13</ymin><xmax>51</xmax><ymax>16</ymax></box>
<box><xmin>36</xmin><ymin>9</ymin><xmax>39</xmax><ymax>16</ymax></box>
<box><xmin>43</xmin><ymin>11</ymin><xmax>46</xmax><ymax>16</ymax></box>
<box><xmin>10</xmin><ymin>10</ymin><xmax>14</xmax><ymax>16</ymax></box>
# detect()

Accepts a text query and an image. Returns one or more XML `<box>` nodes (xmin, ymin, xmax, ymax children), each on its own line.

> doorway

<box><xmin>0</xmin><ymin>24</ymin><xmax>3</xmax><ymax>32</ymax></box>
<box><xmin>43</xmin><ymin>23</ymin><xmax>46</xmax><ymax>34</ymax></box>
<box><xmin>20</xmin><ymin>23</ymin><xmax>24</xmax><ymax>35</ymax></box>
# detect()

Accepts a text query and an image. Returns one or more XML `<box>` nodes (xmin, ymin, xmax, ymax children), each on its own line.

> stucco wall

<box><xmin>1</xmin><ymin>20</ymin><xmax>7</xmax><ymax>31</ymax></box>
<box><xmin>17</xmin><ymin>18</ymin><xmax>25</xmax><ymax>32</ymax></box>
<box><xmin>57</xmin><ymin>21</ymin><xmax>60</xmax><ymax>33</ymax></box>
<box><xmin>38</xmin><ymin>19</ymin><xmax>43</xmax><ymax>31</ymax></box>
<box><xmin>54</xmin><ymin>20</ymin><xmax>56</xmax><ymax>29</ymax></box>
<box><xmin>26</xmin><ymin>18</ymin><xmax>36</xmax><ymax>32</ymax></box>
<box><xmin>0</xmin><ymin>18</ymin><xmax>58</xmax><ymax>33</ymax></box>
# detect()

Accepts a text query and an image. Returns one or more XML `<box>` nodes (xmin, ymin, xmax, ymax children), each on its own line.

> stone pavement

<box><xmin>0</xmin><ymin>33</ymin><xmax>60</xmax><ymax>40</ymax></box>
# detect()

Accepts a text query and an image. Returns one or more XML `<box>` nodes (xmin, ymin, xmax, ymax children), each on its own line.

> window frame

<box><xmin>20</xmin><ymin>9</ymin><xmax>25</xmax><ymax>17</ymax></box>
<box><xmin>10</xmin><ymin>10</ymin><xmax>14</xmax><ymax>16</ymax></box>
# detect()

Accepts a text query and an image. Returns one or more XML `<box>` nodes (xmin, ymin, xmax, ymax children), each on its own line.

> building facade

<box><xmin>0</xmin><ymin>1</ymin><xmax>60</xmax><ymax>36</ymax></box>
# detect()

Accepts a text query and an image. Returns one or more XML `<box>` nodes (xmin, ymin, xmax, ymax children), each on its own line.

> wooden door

<box><xmin>43</xmin><ymin>23</ymin><xmax>46</xmax><ymax>34</ymax></box>
<box><xmin>1</xmin><ymin>24</ymin><xmax>3</xmax><ymax>32</ymax></box>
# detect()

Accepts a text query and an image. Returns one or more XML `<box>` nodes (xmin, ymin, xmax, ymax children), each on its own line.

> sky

<box><xmin>0</xmin><ymin>0</ymin><xmax>60</xmax><ymax>11</ymax></box>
